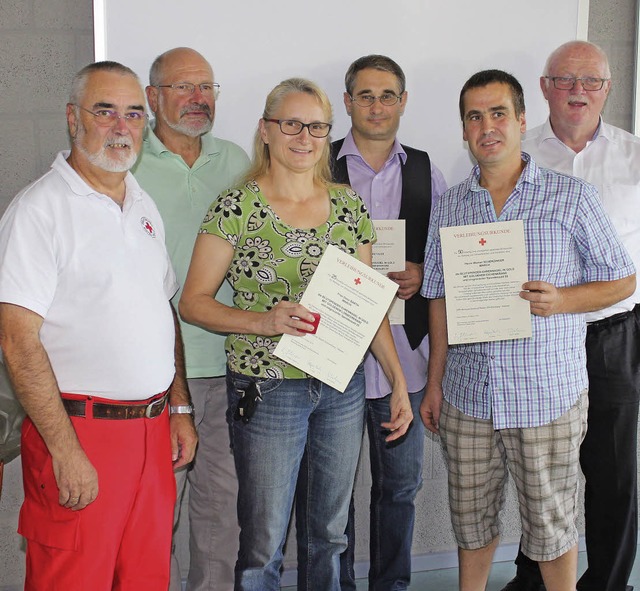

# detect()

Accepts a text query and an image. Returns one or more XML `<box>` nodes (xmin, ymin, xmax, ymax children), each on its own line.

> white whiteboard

<box><xmin>95</xmin><ymin>0</ymin><xmax>588</xmax><ymax>187</ymax></box>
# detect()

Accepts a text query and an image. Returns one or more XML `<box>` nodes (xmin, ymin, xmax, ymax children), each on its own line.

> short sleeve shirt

<box><xmin>200</xmin><ymin>181</ymin><xmax>375</xmax><ymax>379</ymax></box>
<box><xmin>421</xmin><ymin>154</ymin><xmax>635</xmax><ymax>428</ymax></box>
<box><xmin>132</xmin><ymin>129</ymin><xmax>250</xmax><ymax>378</ymax></box>
<box><xmin>0</xmin><ymin>152</ymin><xmax>178</xmax><ymax>399</ymax></box>
<box><xmin>523</xmin><ymin>119</ymin><xmax>640</xmax><ymax>321</ymax></box>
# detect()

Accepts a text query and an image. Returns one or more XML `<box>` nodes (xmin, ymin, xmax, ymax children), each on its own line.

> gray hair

<box><xmin>148</xmin><ymin>47</ymin><xmax>211</xmax><ymax>86</ymax></box>
<box><xmin>543</xmin><ymin>40</ymin><xmax>611</xmax><ymax>78</ymax></box>
<box><xmin>69</xmin><ymin>61</ymin><xmax>140</xmax><ymax>105</ymax></box>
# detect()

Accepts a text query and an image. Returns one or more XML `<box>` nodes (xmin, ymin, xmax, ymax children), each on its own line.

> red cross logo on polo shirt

<box><xmin>140</xmin><ymin>217</ymin><xmax>156</xmax><ymax>238</ymax></box>
<box><xmin>354</xmin><ymin>277</ymin><xmax>362</xmax><ymax>286</ymax></box>
<box><xmin>479</xmin><ymin>238</ymin><xmax>487</xmax><ymax>246</ymax></box>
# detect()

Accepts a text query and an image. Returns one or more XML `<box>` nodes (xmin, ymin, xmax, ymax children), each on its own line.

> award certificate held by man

<box><xmin>371</xmin><ymin>220</ymin><xmax>405</xmax><ymax>325</ymax></box>
<box><xmin>440</xmin><ymin>220</ymin><xmax>531</xmax><ymax>344</ymax></box>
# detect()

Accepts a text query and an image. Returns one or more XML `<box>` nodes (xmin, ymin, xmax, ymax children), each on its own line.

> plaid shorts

<box><xmin>440</xmin><ymin>389</ymin><xmax>588</xmax><ymax>561</ymax></box>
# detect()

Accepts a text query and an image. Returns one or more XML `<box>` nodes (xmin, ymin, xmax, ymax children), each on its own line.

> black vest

<box><xmin>330</xmin><ymin>139</ymin><xmax>432</xmax><ymax>349</ymax></box>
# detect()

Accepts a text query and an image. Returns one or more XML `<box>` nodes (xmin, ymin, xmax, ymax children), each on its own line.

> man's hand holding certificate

<box><xmin>440</xmin><ymin>220</ymin><xmax>531</xmax><ymax>344</ymax></box>
<box><xmin>274</xmin><ymin>244</ymin><xmax>398</xmax><ymax>392</ymax></box>
<box><xmin>371</xmin><ymin>220</ymin><xmax>405</xmax><ymax>324</ymax></box>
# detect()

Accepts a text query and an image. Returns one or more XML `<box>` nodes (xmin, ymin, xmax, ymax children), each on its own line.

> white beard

<box><xmin>75</xmin><ymin>124</ymin><xmax>139</xmax><ymax>172</ymax></box>
<box><xmin>158</xmin><ymin>94</ymin><xmax>213</xmax><ymax>138</ymax></box>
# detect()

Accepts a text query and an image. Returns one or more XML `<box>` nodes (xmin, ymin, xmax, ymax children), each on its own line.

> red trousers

<box><xmin>19</xmin><ymin>394</ymin><xmax>176</xmax><ymax>591</ymax></box>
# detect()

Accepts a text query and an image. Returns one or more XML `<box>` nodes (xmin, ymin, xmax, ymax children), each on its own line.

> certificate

<box><xmin>371</xmin><ymin>220</ymin><xmax>405</xmax><ymax>325</ymax></box>
<box><xmin>274</xmin><ymin>244</ymin><xmax>398</xmax><ymax>392</ymax></box>
<box><xmin>440</xmin><ymin>220</ymin><xmax>531</xmax><ymax>344</ymax></box>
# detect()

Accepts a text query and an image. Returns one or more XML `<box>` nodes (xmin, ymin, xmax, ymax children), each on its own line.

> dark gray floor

<box><xmin>2</xmin><ymin>549</ymin><xmax>636</xmax><ymax>590</ymax></box>
<box><xmin>284</xmin><ymin>551</ymin><xmax>640</xmax><ymax>590</ymax></box>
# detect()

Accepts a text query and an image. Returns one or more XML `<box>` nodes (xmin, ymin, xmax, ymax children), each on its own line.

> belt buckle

<box><xmin>145</xmin><ymin>395</ymin><xmax>167</xmax><ymax>419</ymax></box>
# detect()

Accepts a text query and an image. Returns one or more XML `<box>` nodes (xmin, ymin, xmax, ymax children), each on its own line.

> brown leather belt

<box><xmin>62</xmin><ymin>393</ymin><xmax>168</xmax><ymax>420</ymax></box>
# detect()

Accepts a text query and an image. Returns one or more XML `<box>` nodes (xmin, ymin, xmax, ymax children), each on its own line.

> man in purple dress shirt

<box><xmin>297</xmin><ymin>54</ymin><xmax>447</xmax><ymax>591</ymax></box>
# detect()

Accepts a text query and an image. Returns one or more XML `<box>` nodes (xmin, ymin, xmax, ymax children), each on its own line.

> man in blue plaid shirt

<box><xmin>420</xmin><ymin>69</ymin><xmax>636</xmax><ymax>591</ymax></box>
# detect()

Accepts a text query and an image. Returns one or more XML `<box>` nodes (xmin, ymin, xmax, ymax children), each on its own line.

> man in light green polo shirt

<box><xmin>132</xmin><ymin>46</ymin><xmax>249</xmax><ymax>591</ymax></box>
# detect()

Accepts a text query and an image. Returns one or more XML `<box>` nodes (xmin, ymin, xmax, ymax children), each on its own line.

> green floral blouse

<box><xmin>200</xmin><ymin>180</ymin><xmax>376</xmax><ymax>379</ymax></box>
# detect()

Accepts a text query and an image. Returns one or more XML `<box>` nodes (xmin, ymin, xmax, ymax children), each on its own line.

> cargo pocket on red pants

<box><xmin>18</xmin><ymin>444</ymin><xmax>81</xmax><ymax>551</ymax></box>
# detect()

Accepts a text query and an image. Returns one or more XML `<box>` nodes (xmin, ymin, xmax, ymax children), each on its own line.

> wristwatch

<box><xmin>170</xmin><ymin>404</ymin><xmax>195</xmax><ymax>417</ymax></box>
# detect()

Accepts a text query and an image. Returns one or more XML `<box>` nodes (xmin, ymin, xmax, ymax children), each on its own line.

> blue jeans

<box><xmin>343</xmin><ymin>391</ymin><xmax>425</xmax><ymax>591</ymax></box>
<box><xmin>227</xmin><ymin>366</ymin><xmax>365</xmax><ymax>591</ymax></box>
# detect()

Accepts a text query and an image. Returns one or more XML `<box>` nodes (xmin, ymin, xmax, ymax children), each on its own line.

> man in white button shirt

<box><xmin>502</xmin><ymin>40</ymin><xmax>640</xmax><ymax>591</ymax></box>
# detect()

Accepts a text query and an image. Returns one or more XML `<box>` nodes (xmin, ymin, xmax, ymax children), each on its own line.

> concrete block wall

<box><xmin>0</xmin><ymin>0</ymin><xmax>636</xmax><ymax>587</ymax></box>
<box><xmin>589</xmin><ymin>0</ymin><xmax>637</xmax><ymax>131</ymax></box>
<box><xmin>0</xmin><ymin>1</ymin><xmax>93</xmax><ymax>587</ymax></box>
<box><xmin>0</xmin><ymin>0</ymin><xmax>93</xmax><ymax>212</ymax></box>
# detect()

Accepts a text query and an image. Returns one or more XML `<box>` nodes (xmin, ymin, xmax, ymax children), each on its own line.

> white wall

<box><xmin>95</xmin><ymin>0</ymin><xmax>586</xmax><ymax>187</ymax></box>
<box><xmin>93</xmin><ymin>0</ymin><xmax>590</xmax><ymax>580</ymax></box>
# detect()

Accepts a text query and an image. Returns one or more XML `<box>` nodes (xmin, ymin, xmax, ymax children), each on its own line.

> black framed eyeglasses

<box><xmin>154</xmin><ymin>82</ymin><xmax>220</xmax><ymax>99</ymax></box>
<box><xmin>264</xmin><ymin>119</ymin><xmax>332</xmax><ymax>138</ymax></box>
<box><xmin>72</xmin><ymin>104</ymin><xmax>148</xmax><ymax>128</ymax></box>
<box><xmin>544</xmin><ymin>76</ymin><xmax>609</xmax><ymax>91</ymax></box>
<box><xmin>349</xmin><ymin>93</ymin><xmax>402</xmax><ymax>107</ymax></box>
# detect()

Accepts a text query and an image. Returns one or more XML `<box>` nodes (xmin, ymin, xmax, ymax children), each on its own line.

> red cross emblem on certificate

<box><xmin>479</xmin><ymin>238</ymin><xmax>487</xmax><ymax>246</ymax></box>
<box><xmin>354</xmin><ymin>277</ymin><xmax>362</xmax><ymax>286</ymax></box>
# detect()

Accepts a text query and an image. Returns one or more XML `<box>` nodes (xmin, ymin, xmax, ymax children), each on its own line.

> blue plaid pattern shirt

<box><xmin>421</xmin><ymin>154</ymin><xmax>635</xmax><ymax>428</ymax></box>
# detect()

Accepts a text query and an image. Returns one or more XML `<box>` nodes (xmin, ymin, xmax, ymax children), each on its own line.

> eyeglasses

<box><xmin>544</xmin><ymin>76</ymin><xmax>609</xmax><ymax>91</ymax></box>
<box><xmin>73</xmin><ymin>104</ymin><xmax>148</xmax><ymax>128</ymax></box>
<box><xmin>154</xmin><ymin>82</ymin><xmax>220</xmax><ymax>99</ymax></box>
<box><xmin>264</xmin><ymin>118</ymin><xmax>332</xmax><ymax>138</ymax></box>
<box><xmin>349</xmin><ymin>93</ymin><xmax>402</xmax><ymax>108</ymax></box>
